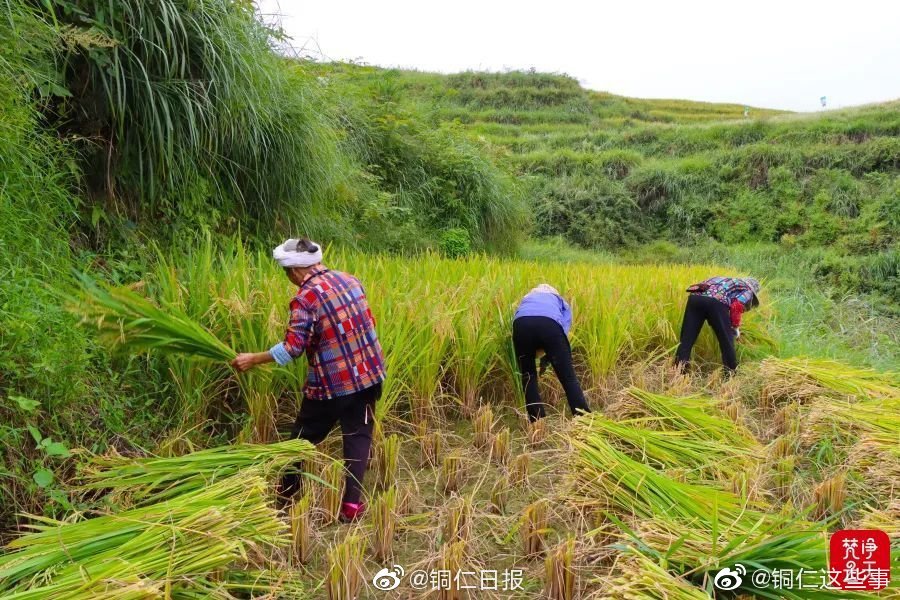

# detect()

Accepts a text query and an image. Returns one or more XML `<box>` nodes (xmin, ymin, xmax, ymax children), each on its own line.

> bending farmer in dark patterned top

<box><xmin>674</xmin><ymin>276</ymin><xmax>760</xmax><ymax>373</ymax></box>
<box><xmin>231</xmin><ymin>238</ymin><xmax>386</xmax><ymax>523</ymax></box>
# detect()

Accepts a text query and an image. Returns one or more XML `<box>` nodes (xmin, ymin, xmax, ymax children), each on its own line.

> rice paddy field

<box><xmin>2</xmin><ymin>241</ymin><xmax>896</xmax><ymax>599</ymax></box>
<box><xmin>2</xmin><ymin>1</ymin><xmax>899</xmax><ymax>598</ymax></box>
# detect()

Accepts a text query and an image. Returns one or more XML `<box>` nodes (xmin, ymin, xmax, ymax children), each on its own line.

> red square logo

<box><xmin>829</xmin><ymin>529</ymin><xmax>890</xmax><ymax>590</ymax></box>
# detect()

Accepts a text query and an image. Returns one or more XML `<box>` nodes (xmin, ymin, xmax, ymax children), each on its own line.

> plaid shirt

<box><xmin>689</xmin><ymin>276</ymin><xmax>756</xmax><ymax>328</ymax></box>
<box><xmin>269</xmin><ymin>266</ymin><xmax>385</xmax><ymax>400</ymax></box>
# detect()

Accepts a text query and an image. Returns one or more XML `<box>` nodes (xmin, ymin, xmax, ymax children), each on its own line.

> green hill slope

<box><xmin>315</xmin><ymin>65</ymin><xmax>899</xmax><ymax>308</ymax></box>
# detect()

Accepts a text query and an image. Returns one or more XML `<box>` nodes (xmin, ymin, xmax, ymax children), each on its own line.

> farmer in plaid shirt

<box><xmin>674</xmin><ymin>276</ymin><xmax>760</xmax><ymax>373</ymax></box>
<box><xmin>231</xmin><ymin>238</ymin><xmax>385</xmax><ymax>522</ymax></box>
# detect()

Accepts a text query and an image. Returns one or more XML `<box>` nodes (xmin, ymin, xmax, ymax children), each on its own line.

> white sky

<box><xmin>257</xmin><ymin>0</ymin><xmax>900</xmax><ymax>112</ymax></box>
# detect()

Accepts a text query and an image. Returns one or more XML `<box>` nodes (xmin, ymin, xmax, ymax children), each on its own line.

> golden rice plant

<box><xmin>596</xmin><ymin>551</ymin><xmax>709</xmax><ymax>600</ymax></box>
<box><xmin>520</xmin><ymin>499</ymin><xmax>549</xmax><ymax>557</ymax></box>
<box><xmin>372</xmin><ymin>486</ymin><xmax>398</xmax><ymax>561</ymax></box>
<box><xmin>441</xmin><ymin>494</ymin><xmax>473</xmax><ymax>545</ymax></box>
<box><xmin>510</xmin><ymin>453</ymin><xmax>530</xmax><ymax>487</ymax></box>
<box><xmin>761</xmin><ymin>356</ymin><xmax>900</xmax><ymax>401</ymax></box>
<box><xmin>812</xmin><ymin>471</ymin><xmax>847</xmax><ymax>519</ymax></box>
<box><xmin>439</xmin><ymin>452</ymin><xmax>464</xmax><ymax>495</ymax></box>
<box><xmin>544</xmin><ymin>536</ymin><xmax>576</xmax><ymax>600</ymax></box>
<box><xmin>326</xmin><ymin>534</ymin><xmax>364</xmax><ymax>600</ymax></box>
<box><xmin>374</xmin><ymin>433</ymin><xmax>401</xmax><ymax>490</ymax></box>
<box><xmin>420</xmin><ymin>426</ymin><xmax>443</xmax><ymax>468</ymax></box>
<box><xmin>491</xmin><ymin>427</ymin><xmax>511</xmax><ymax>466</ymax></box>
<box><xmin>290</xmin><ymin>491</ymin><xmax>314</xmax><ymax>565</ymax></box>
<box><xmin>473</xmin><ymin>405</ymin><xmax>495</xmax><ymax>449</ymax></box>
<box><xmin>527</xmin><ymin>417</ymin><xmax>547</xmax><ymax>448</ymax></box>
<box><xmin>490</xmin><ymin>476</ymin><xmax>509</xmax><ymax>514</ymax></box>
<box><xmin>438</xmin><ymin>541</ymin><xmax>467</xmax><ymax>600</ymax></box>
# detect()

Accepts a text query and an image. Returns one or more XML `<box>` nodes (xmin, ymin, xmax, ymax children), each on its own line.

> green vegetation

<box><xmin>1</xmin><ymin>0</ymin><xmax>898</xmax><ymax>597</ymax></box>
<box><xmin>315</xmin><ymin>65</ymin><xmax>899</xmax><ymax>315</ymax></box>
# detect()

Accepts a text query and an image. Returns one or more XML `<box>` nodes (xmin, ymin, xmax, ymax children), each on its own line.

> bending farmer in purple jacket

<box><xmin>512</xmin><ymin>284</ymin><xmax>590</xmax><ymax>422</ymax></box>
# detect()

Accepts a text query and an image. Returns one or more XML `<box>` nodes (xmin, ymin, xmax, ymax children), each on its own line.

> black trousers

<box><xmin>512</xmin><ymin>316</ymin><xmax>590</xmax><ymax>422</ymax></box>
<box><xmin>279</xmin><ymin>381</ymin><xmax>381</xmax><ymax>505</ymax></box>
<box><xmin>675</xmin><ymin>294</ymin><xmax>738</xmax><ymax>372</ymax></box>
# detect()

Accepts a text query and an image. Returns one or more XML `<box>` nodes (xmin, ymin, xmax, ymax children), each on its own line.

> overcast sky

<box><xmin>257</xmin><ymin>0</ymin><xmax>900</xmax><ymax>112</ymax></box>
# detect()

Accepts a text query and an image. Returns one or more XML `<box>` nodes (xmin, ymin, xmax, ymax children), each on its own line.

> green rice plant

<box><xmin>580</xmin><ymin>413</ymin><xmax>756</xmax><ymax>482</ymax></box>
<box><xmin>620</xmin><ymin>387</ymin><xmax>758</xmax><ymax>450</ymax></box>
<box><xmin>544</xmin><ymin>535</ymin><xmax>576</xmax><ymax>600</ymax></box>
<box><xmin>597</xmin><ymin>551</ymin><xmax>708</xmax><ymax>600</ymax></box>
<box><xmin>441</xmin><ymin>494</ymin><xmax>473</xmax><ymax>545</ymax></box>
<box><xmin>491</xmin><ymin>427</ymin><xmax>512</xmax><ymax>466</ymax></box>
<box><xmin>571</xmin><ymin>429</ymin><xmax>767</xmax><ymax>533</ymax></box>
<box><xmin>290</xmin><ymin>491</ymin><xmax>314</xmax><ymax>566</ymax></box>
<box><xmin>79</xmin><ymin>438</ymin><xmax>319</xmax><ymax>505</ymax></box>
<box><xmin>374</xmin><ymin>433</ymin><xmax>401</xmax><ymax>491</ymax></box>
<box><xmin>71</xmin><ymin>273</ymin><xmax>236</xmax><ymax>362</ymax></box>
<box><xmin>761</xmin><ymin>356</ymin><xmax>900</xmax><ymax>400</ymax></box>
<box><xmin>372</xmin><ymin>486</ymin><xmax>398</xmax><ymax>561</ymax></box>
<box><xmin>452</xmin><ymin>295</ymin><xmax>502</xmax><ymax>415</ymax></box>
<box><xmin>473</xmin><ymin>405</ymin><xmax>495</xmax><ymax>449</ymax></box>
<box><xmin>520</xmin><ymin>499</ymin><xmax>549</xmax><ymax>557</ymax></box>
<box><xmin>326</xmin><ymin>534</ymin><xmax>364</xmax><ymax>600</ymax></box>
<box><xmin>439</xmin><ymin>453</ymin><xmax>464</xmax><ymax>495</ymax></box>
<box><xmin>0</xmin><ymin>473</ymin><xmax>284</xmax><ymax>597</ymax></box>
<box><xmin>319</xmin><ymin>460</ymin><xmax>345</xmax><ymax>524</ymax></box>
<box><xmin>631</xmin><ymin>515</ymin><xmax>871</xmax><ymax>599</ymax></box>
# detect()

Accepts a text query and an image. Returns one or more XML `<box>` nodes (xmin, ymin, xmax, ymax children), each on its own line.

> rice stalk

<box><xmin>761</xmin><ymin>356</ymin><xmax>900</xmax><ymax>400</ymax></box>
<box><xmin>71</xmin><ymin>273</ymin><xmax>236</xmax><ymax>361</ymax></box>
<box><xmin>374</xmin><ymin>433</ymin><xmax>400</xmax><ymax>490</ymax></box>
<box><xmin>490</xmin><ymin>476</ymin><xmax>509</xmax><ymax>514</ymax></box>
<box><xmin>319</xmin><ymin>460</ymin><xmax>345</xmax><ymax>524</ymax></box>
<box><xmin>510</xmin><ymin>453</ymin><xmax>530</xmax><ymax>487</ymax></box>
<box><xmin>544</xmin><ymin>535</ymin><xmax>576</xmax><ymax>600</ymax></box>
<box><xmin>491</xmin><ymin>427</ymin><xmax>511</xmax><ymax>467</ymax></box>
<box><xmin>812</xmin><ymin>471</ymin><xmax>847</xmax><ymax>519</ymax></box>
<box><xmin>372</xmin><ymin>486</ymin><xmax>398</xmax><ymax>561</ymax></box>
<box><xmin>441</xmin><ymin>494</ymin><xmax>473</xmax><ymax>546</ymax></box>
<box><xmin>438</xmin><ymin>541</ymin><xmax>467</xmax><ymax>600</ymax></box>
<box><xmin>79</xmin><ymin>439</ymin><xmax>319</xmax><ymax>506</ymax></box>
<box><xmin>439</xmin><ymin>453</ymin><xmax>464</xmax><ymax>495</ymax></box>
<box><xmin>289</xmin><ymin>491</ymin><xmax>313</xmax><ymax>566</ymax></box>
<box><xmin>0</xmin><ymin>473</ymin><xmax>284</xmax><ymax>596</ymax></box>
<box><xmin>596</xmin><ymin>551</ymin><xmax>708</xmax><ymax>600</ymax></box>
<box><xmin>326</xmin><ymin>534</ymin><xmax>364</xmax><ymax>600</ymax></box>
<box><xmin>520</xmin><ymin>499</ymin><xmax>549</xmax><ymax>557</ymax></box>
<box><xmin>420</xmin><ymin>426</ymin><xmax>443</xmax><ymax>468</ymax></box>
<box><xmin>473</xmin><ymin>405</ymin><xmax>494</xmax><ymax>449</ymax></box>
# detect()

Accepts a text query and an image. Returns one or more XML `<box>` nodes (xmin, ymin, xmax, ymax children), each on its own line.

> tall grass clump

<box><xmin>45</xmin><ymin>0</ymin><xmax>346</xmax><ymax>229</ymax></box>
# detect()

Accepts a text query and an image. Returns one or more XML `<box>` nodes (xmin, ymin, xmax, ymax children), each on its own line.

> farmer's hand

<box><xmin>733</xmin><ymin>328</ymin><xmax>741</xmax><ymax>340</ymax></box>
<box><xmin>231</xmin><ymin>352</ymin><xmax>262</xmax><ymax>372</ymax></box>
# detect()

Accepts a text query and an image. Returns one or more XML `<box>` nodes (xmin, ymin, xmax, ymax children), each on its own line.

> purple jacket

<box><xmin>514</xmin><ymin>289</ymin><xmax>572</xmax><ymax>335</ymax></box>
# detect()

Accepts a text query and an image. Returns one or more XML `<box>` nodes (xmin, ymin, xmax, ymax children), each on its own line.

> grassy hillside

<box><xmin>315</xmin><ymin>65</ymin><xmax>900</xmax><ymax>312</ymax></box>
<box><xmin>1</xmin><ymin>2</ymin><xmax>899</xmax><ymax>598</ymax></box>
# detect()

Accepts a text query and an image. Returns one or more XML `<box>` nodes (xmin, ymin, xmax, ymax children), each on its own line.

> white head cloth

<box><xmin>273</xmin><ymin>239</ymin><xmax>323</xmax><ymax>268</ymax></box>
<box><xmin>531</xmin><ymin>283</ymin><xmax>560</xmax><ymax>296</ymax></box>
